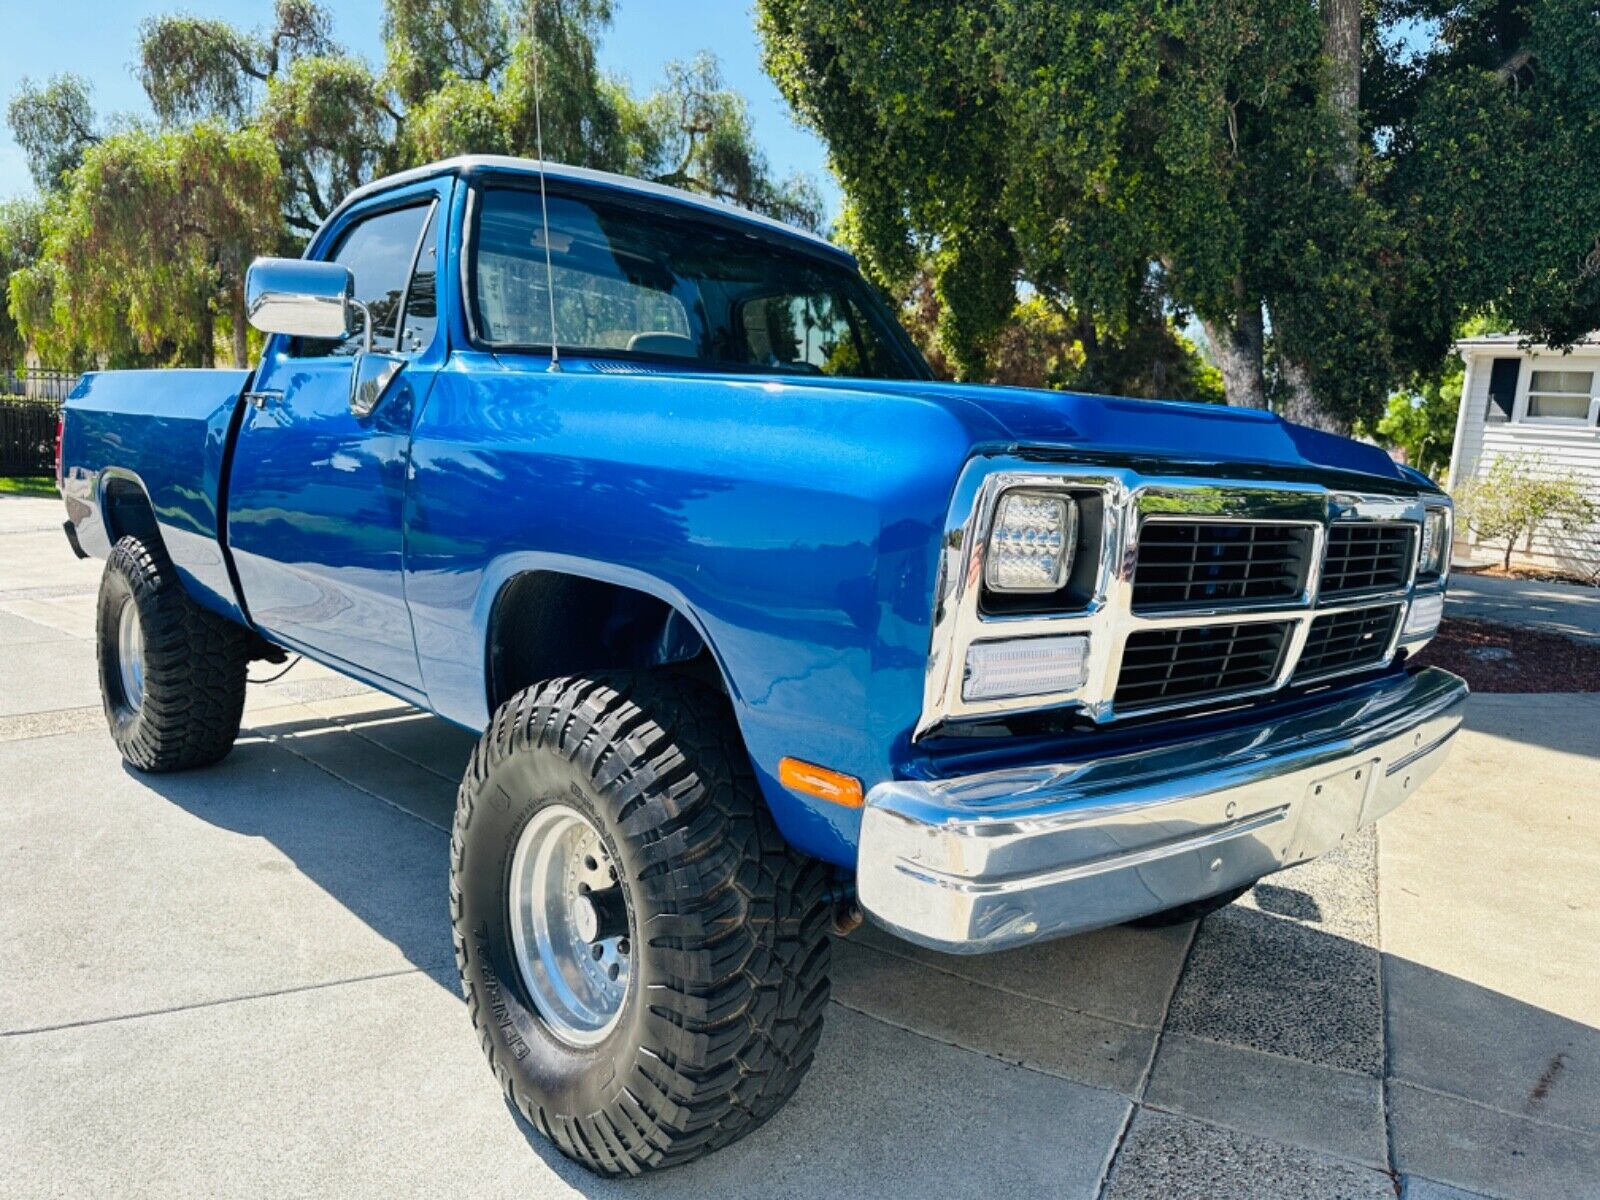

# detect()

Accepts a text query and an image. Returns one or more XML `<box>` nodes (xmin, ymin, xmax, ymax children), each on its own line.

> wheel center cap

<box><xmin>572</xmin><ymin>886</ymin><xmax>628</xmax><ymax>944</ymax></box>
<box><xmin>573</xmin><ymin>893</ymin><xmax>601</xmax><ymax>943</ymax></box>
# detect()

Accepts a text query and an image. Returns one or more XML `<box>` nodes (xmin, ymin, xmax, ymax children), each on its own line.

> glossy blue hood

<box><xmin>764</xmin><ymin>375</ymin><xmax>1415</xmax><ymax>487</ymax></box>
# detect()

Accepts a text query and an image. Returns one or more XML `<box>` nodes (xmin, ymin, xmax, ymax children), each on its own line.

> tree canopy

<box><xmin>11</xmin><ymin>124</ymin><xmax>282</xmax><ymax>368</ymax></box>
<box><xmin>10</xmin><ymin>0</ymin><xmax>1593</xmax><ymax>407</ymax></box>
<box><xmin>758</xmin><ymin>0</ymin><xmax>1600</xmax><ymax>427</ymax></box>
<box><xmin>6</xmin><ymin>74</ymin><xmax>103</xmax><ymax>192</ymax></box>
<box><xmin>1373</xmin><ymin>0</ymin><xmax>1600</xmax><ymax>362</ymax></box>
<box><xmin>0</xmin><ymin>198</ymin><xmax>45</xmax><ymax>361</ymax></box>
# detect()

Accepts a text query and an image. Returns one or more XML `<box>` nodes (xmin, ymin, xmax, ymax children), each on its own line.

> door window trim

<box><xmin>392</xmin><ymin>199</ymin><xmax>441</xmax><ymax>357</ymax></box>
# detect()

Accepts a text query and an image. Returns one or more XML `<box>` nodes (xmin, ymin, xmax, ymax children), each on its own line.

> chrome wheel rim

<box><xmin>507</xmin><ymin>804</ymin><xmax>631</xmax><ymax>1046</ymax></box>
<box><xmin>117</xmin><ymin>598</ymin><xmax>144</xmax><ymax>710</ymax></box>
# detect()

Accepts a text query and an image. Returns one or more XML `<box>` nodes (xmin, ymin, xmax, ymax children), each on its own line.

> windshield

<box><xmin>468</xmin><ymin>185</ymin><xmax>929</xmax><ymax>380</ymax></box>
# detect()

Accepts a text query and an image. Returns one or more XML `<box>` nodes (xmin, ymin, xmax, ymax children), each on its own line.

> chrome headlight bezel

<box><xmin>1417</xmin><ymin>505</ymin><xmax>1452</xmax><ymax>583</ymax></box>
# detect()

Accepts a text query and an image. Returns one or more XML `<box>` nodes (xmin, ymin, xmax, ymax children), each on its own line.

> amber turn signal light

<box><xmin>778</xmin><ymin>757</ymin><xmax>864</xmax><ymax>808</ymax></box>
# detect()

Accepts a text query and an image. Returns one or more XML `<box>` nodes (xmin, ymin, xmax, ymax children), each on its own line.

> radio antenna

<box><xmin>530</xmin><ymin>0</ymin><xmax>561</xmax><ymax>371</ymax></box>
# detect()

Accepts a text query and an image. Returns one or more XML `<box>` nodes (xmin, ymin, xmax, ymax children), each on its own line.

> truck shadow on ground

<box><xmin>127</xmin><ymin>704</ymin><xmax>1600</xmax><ymax>1197</ymax></box>
<box><xmin>1446</xmin><ymin>576</ymin><xmax>1600</xmax><ymax>643</ymax></box>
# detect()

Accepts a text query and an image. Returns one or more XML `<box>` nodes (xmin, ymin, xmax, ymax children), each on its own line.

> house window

<box><xmin>1524</xmin><ymin>369</ymin><xmax>1595</xmax><ymax>423</ymax></box>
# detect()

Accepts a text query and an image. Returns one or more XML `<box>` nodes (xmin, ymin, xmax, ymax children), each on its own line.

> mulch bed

<box><xmin>1459</xmin><ymin>563</ymin><xmax>1597</xmax><ymax>588</ymax></box>
<box><xmin>1410</xmin><ymin>619</ymin><xmax>1600</xmax><ymax>692</ymax></box>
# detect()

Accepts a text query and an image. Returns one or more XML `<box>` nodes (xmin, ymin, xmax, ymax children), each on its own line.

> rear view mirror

<box><xmin>245</xmin><ymin>258</ymin><xmax>355</xmax><ymax>341</ymax></box>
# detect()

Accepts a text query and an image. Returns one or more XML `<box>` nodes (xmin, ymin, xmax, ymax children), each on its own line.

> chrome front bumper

<box><xmin>858</xmin><ymin>667</ymin><xmax>1468</xmax><ymax>953</ymax></box>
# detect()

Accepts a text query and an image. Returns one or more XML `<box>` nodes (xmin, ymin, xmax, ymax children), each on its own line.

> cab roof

<box><xmin>329</xmin><ymin>155</ymin><xmax>852</xmax><ymax>264</ymax></box>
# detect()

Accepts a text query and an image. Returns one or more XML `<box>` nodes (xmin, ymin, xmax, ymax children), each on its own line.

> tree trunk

<box><xmin>1073</xmin><ymin>310</ymin><xmax>1103</xmax><ymax>387</ymax></box>
<box><xmin>1503</xmin><ymin>538</ymin><xmax>1514</xmax><ymax>571</ymax></box>
<box><xmin>230</xmin><ymin>283</ymin><xmax>249</xmax><ymax>368</ymax></box>
<box><xmin>1075</xmin><ymin>310</ymin><xmax>1100</xmax><ymax>362</ymax></box>
<box><xmin>1274</xmin><ymin>0</ymin><xmax>1363</xmax><ymax>425</ymax></box>
<box><xmin>197</xmin><ymin>301</ymin><xmax>215</xmax><ymax>369</ymax></box>
<box><xmin>1199</xmin><ymin>300</ymin><xmax>1267</xmax><ymax>409</ymax></box>
<box><xmin>1278</xmin><ymin>359</ymin><xmax>1352</xmax><ymax>434</ymax></box>
<box><xmin>1322</xmin><ymin>0</ymin><xmax>1361</xmax><ymax>187</ymax></box>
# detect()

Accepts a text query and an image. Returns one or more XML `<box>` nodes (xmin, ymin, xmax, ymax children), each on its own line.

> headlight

<box><xmin>1418</xmin><ymin>507</ymin><xmax>1450</xmax><ymax>581</ymax></box>
<box><xmin>985</xmin><ymin>490</ymin><xmax>1076</xmax><ymax>593</ymax></box>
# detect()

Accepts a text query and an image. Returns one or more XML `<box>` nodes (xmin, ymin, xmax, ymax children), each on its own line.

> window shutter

<box><xmin>1486</xmin><ymin>358</ymin><xmax>1520</xmax><ymax>423</ymax></box>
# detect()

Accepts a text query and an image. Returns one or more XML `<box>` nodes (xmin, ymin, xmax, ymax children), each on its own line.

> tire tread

<box><xmin>451</xmin><ymin>671</ymin><xmax>832</xmax><ymax>1176</ymax></box>
<box><xmin>98</xmin><ymin>535</ymin><xmax>250</xmax><ymax>773</ymax></box>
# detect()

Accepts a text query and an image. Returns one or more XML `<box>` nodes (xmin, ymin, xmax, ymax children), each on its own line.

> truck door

<box><xmin>227</xmin><ymin>184</ymin><xmax>447</xmax><ymax>694</ymax></box>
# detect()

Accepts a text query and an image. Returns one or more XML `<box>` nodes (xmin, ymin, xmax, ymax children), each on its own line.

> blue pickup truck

<box><xmin>59</xmin><ymin>155</ymin><xmax>1467</xmax><ymax>1175</ymax></box>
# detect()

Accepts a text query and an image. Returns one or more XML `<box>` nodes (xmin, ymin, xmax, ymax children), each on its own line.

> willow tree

<box><xmin>6</xmin><ymin>74</ymin><xmax>102</xmax><ymax>191</ymax></box>
<box><xmin>138</xmin><ymin>0</ymin><xmax>395</xmax><ymax>238</ymax></box>
<box><xmin>5</xmin><ymin>0</ymin><xmax>830</xmax><ymax>365</ymax></box>
<box><xmin>396</xmin><ymin>3</ymin><xmax>823</xmax><ymax>228</ymax></box>
<box><xmin>392</xmin><ymin>0</ymin><xmax>640</xmax><ymax>168</ymax></box>
<box><xmin>0</xmin><ymin>199</ymin><xmax>46</xmax><ymax>362</ymax></box>
<box><xmin>12</xmin><ymin>125</ymin><xmax>282</xmax><ymax>368</ymax></box>
<box><xmin>133</xmin><ymin>0</ymin><xmax>820</xmax><ymax>235</ymax></box>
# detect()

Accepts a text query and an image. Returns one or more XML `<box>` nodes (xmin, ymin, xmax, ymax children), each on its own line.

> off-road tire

<box><xmin>96</xmin><ymin>535</ymin><xmax>251</xmax><ymax>772</ymax></box>
<box><xmin>451</xmin><ymin>673</ymin><xmax>832</xmax><ymax>1176</ymax></box>
<box><xmin>1127</xmin><ymin>884</ymin><xmax>1252</xmax><ymax>929</ymax></box>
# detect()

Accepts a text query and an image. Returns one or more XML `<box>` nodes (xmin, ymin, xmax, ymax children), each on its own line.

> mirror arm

<box><xmin>348</xmin><ymin>298</ymin><xmax>374</xmax><ymax>353</ymax></box>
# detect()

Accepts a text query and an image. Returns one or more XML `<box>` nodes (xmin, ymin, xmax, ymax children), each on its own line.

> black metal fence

<box><xmin>1</xmin><ymin>368</ymin><xmax>80</xmax><ymax>476</ymax></box>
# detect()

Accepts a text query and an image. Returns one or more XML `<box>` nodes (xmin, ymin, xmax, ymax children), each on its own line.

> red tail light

<box><xmin>55</xmin><ymin>415</ymin><xmax>64</xmax><ymax>489</ymax></box>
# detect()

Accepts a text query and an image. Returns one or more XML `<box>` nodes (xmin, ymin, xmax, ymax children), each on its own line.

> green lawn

<box><xmin>0</xmin><ymin>475</ymin><xmax>58</xmax><ymax>498</ymax></box>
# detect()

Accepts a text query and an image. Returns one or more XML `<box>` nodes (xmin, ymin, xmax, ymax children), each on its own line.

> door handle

<box><xmin>244</xmin><ymin>389</ymin><xmax>283</xmax><ymax>411</ymax></box>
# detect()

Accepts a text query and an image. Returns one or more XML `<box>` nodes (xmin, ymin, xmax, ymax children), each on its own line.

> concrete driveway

<box><xmin>2</xmin><ymin>492</ymin><xmax>1597</xmax><ymax>1199</ymax></box>
<box><xmin>1445</xmin><ymin>571</ymin><xmax>1600</xmax><ymax>642</ymax></box>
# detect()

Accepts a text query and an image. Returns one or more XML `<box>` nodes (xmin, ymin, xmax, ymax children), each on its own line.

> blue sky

<box><xmin>0</xmin><ymin>0</ymin><xmax>840</xmax><ymax>216</ymax></box>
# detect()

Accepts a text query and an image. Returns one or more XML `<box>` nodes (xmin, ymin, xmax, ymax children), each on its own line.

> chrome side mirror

<box><xmin>245</xmin><ymin>258</ymin><xmax>355</xmax><ymax>341</ymax></box>
<box><xmin>246</xmin><ymin>256</ymin><xmax>406</xmax><ymax>418</ymax></box>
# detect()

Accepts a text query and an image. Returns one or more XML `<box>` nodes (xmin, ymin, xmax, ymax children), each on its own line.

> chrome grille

<box><xmin>1292</xmin><ymin>605</ymin><xmax>1402</xmax><ymax>684</ymax></box>
<box><xmin>1320</xmin><ymin>524</ymin><xmax>1415</xmax><ymax>600</ymax></box>
<box><xmin>917</xmin><ymin>456</ymin><xmax>1439</xmax><ymax>739</ymax></box>
<box><xmin>1132</xmin><ymin>521</ymin><xmax>1314</xmax><ymax>612</ymax></box>
<box><xmin>1114</xmin><ymin>620</ymin><xmax>1293</xmax><ymax>709</ymax></box>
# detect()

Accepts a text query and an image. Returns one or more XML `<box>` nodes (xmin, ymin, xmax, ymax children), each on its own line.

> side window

<box><xmin>297</xmin><ymin>203</ymin><xmax>432</xmax><ymax>357</ymax></box>
<box><xmin>398</xmin><ymin>205</ymin><xmax>439</xmax><ymax>354</ymax></box>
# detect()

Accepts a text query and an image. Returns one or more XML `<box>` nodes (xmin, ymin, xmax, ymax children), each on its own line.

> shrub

<box><xmin>1453</xmin><ymin>454</ymin><xmax>1595</xmax><ymax>571</ymax></box>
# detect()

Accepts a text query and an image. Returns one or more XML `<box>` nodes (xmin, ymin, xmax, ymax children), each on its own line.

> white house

<box><xmin>1448</xmin><ymin>334</ymin><xmax>1600</xmax><ymax>576</ymax></box>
